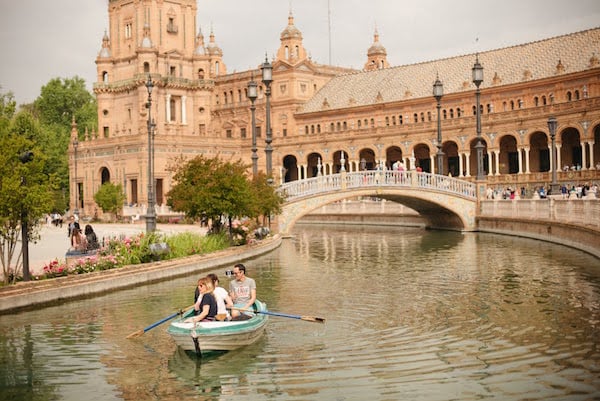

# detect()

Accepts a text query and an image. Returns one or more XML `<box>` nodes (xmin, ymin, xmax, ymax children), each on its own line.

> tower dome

<box><xmin>280</xmin><ymin>12</ymin><xmax>302</xmax><ymax>40</ymax></box>
<box><xmin>364</xmin><ymin>28</ymin><xmax>389</xmax><ymax>71</ymax></box>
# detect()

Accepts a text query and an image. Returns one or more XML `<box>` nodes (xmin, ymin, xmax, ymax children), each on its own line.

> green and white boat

<box><xmin>167</xmin><ymin>300</ymin><xmax>269</xmax><ymax>354</ymax></box>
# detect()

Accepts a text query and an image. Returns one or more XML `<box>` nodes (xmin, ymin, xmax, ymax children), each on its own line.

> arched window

<box><xmin>330</xmin><ymin>122</ymin><xmax>335</xmax><ymax>132</ymax></box>
<box><xmin>336</xmin><ymin>122</ymin><xmax>341</xmax><ymax>131</ymax></box>
<box><xmin>443</xmin><ymin>109</ymin><xmax>447</xmax><ymax>119</ymax></box>
<box><xmin>457</xmin><ymin>108</ymin><xmax>461</xmax><ymax>117</ymax></box>
<box><xmin>198</xmin><ymin>68</ymin><xmax>205</xmax><ymax>79</ymax></box>
<box><xmin>370</xmin><ymin>118</ymin><xmax>375</xmax><ymax>127</ymax></box>
<box><xmin>542</xmin><ymin>96</ymin><xmax>547</xmax><ymax>105</ymax></box>
<box><xmin>399</xmin><ymin>115</ymin><xmax>403</xmax><ymax>125</ymax></box>
<box><xmin>420</xmin><ymin>112</ymin><xmax>425</xmax><ymax>122</ymax></box>
<box><xmin>357</xmin><ymin>119</ymin><xmax>362</xmax><ymax>128</ymax></box>
<box><xmin>311</xmin><ymin>125</ymin><xmax>315</xmax><ymax>134</ymax></box>
<box><xmin>574</xmin><ymin>90</ymin><xmax>580</xmax><ymax>100</ymax></box>
<box><xmin>343</xmin><ymin>121</ymin><xmax>347</xmax><ymax>130</ymax></box>
<box><xmin>285</xmin><ymin>46</ymin><xmax>289</xmax><ymax>58</ymax></box>
<box><xmin>534</xmin><ymin>96</ymin><xmax>539</xmax><ymax>106</ymax></box>
<box><xmin>510</xmin><ymin>100</ymin><xmax>515</xmax><ymax>110</ymax></box>
<box><xmin>413</xmin><ymin>113</ymin><xmax>418</xmax><ymax>123</ymax></box>
<box><xmin>427</xmin><ymin>111</ymin><xmax>431</xmax><ymax>121</ymax></box>
<box><xmin>392</xmin><ymin>116</ymin><xmax>396</xmax><ymax>125</ymax></box>
<box><xmin>385</xmin><ymin>116</ymin><xmax>390</xmax><ymax>126</ymax></box>
<box><xmin>102</xmin><ymin>71</ymin><xmax>109</xmax><ymax>83</ymax></box>
<box><xmin>449</xmin><ymin>109</ymin><xmax>454</xmax><ymax>118</ymax></box>
<box><xmin>567</xmin><ymin>91</ymin><xmax>572</xmax><ymax>101</ymax></box>
<box><xmin>472</xmin><ymin>105</ymin><xmax>477</xmax><ymax>115</ymax></box>
<box><xmin>143</xmin><ymin>62</ymin><xmax>150</xmax><ymax>73</ymax></box>
<box><xmin>305</xmin><ymin>126</ymin><xmax>309</xmax><ymax>134</ymax></box>
<box><xmin>317</xmin><ymin>124</ymin><xmax>321</xmax><ymax>133</ymax></box>
<box><xmin>215</xmin><ymin>61</ymin><xmax>220</xmax><ymax>75</ymax></box>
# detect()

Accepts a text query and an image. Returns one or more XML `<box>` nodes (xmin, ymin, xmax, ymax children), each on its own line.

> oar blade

<box><xmin>126</xmin><ymin>329</ymin><xmax>144</xmax><ymax>339</ymax></box>
<box><xmin>300</xmin><ymin>316</ymin><xmax>326</xmax><ymax>324</ymax></box>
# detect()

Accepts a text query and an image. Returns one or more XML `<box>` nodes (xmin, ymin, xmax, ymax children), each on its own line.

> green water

<box><xmin>1</xmin><ymin>225</ymin><xmax>599</xmax><ymax>400</ymax></box>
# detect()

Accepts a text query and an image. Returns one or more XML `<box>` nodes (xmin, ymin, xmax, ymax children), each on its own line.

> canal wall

<box><xmin>476</xmin><ymin>217</ymin><xmax>600</xmax><ymax>259</ymax></box>
<box><xmin>477</xmin><ymin>198</ymin><xmax>600</xmax><ymax>259</ymax></box>
<box><xmin>0</xmin><ymin>235</ymin><xmax>282</xmax><ymax>314</ymax></box>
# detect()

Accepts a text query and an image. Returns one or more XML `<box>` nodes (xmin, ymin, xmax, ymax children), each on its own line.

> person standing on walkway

<box><xmin>229</xmin><ymin>263</ymin><xmax>256</xmax><ymax>319</ymax></box>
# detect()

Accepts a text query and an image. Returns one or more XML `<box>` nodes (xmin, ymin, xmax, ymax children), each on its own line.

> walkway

<box><xmin>25</xmin><ymin>222</ymin><xmax>207</xmax><ymax>277</ymax></box>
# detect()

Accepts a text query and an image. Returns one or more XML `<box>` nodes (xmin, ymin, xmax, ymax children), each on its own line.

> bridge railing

<box><xmin>278</xmin><ymin>171</ymin><xmax>477</xmax><ymax>202</ymax></box>
<box><xmin>480</xmin><ymin>198</ymin><xmax>600</xmax><ymax>228</ymax></box>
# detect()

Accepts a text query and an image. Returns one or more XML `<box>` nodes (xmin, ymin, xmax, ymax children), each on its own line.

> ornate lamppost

<box><xmin>247</xmin><ymin>75</ymin><xmax>258</xmax><ymax>177</ymax></box>
<box><xmin>547</xmin><ymin>116</ymin><xmax>559</xmax><ymax>194</ymax></box>
<box><xmin>472</xmin><ymin>54</ymin><xmax>485</xmax><ymax>180</ymax></box>
<box><xmin>433</xmin><ymin>75</ymin><xmax>444</xmax><ymax>175</ymax></box>
<box><xmin>19</xmin><ymin>150</ymin><xmax>33</xmax><ymax>281</ymax></box>
<box><xmin>145</xmin><ymin>75</ymin><xmax>157</xmax><ymax>233</ymax></box>
<box><xmin>73</xmin><ymin>136</ymin><xmax>79</xmax><ymax>217</ymax></box>
<box><xmin>261</xmin><ymin>56</ymin><xmax>273</xmax><ymax>184</ymax></box>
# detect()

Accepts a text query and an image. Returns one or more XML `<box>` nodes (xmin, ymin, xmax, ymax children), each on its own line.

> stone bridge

<box><xmin>277</xmin><ymin>170</ymin><xmax>478</xmax><ymax>236</ymax></box>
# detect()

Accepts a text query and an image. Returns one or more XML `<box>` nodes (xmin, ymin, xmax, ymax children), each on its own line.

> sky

<box><xmin>0</xmin><ymin>0</ymin><xmax>599</xmax><ymax>105</ymax></box>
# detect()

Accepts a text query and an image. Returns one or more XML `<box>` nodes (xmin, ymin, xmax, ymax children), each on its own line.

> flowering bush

<box><xmin>42</xmin><ymin>259</ymin><xmax>69</xmax><ymax>278</ymax></box>
<box><xmin>72</xmin><ymin>254</ymin><xmax>120</xmax><ymax>274</ymax></box>
<box><xmin>230</xmin><ymin>219</ymin><xmax>253</xmax><ymax>245</ymax></box>
<box><xmin>32</xmin><ymin>230</ymin><xmax>230</xmax><ymax>283</ymax></box>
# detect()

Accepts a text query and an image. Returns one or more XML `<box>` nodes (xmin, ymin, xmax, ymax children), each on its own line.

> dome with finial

<box><xmin>98</xmin><ymin>30</ymin><xmax>111</xmax><ymax>58</ymax></box>
<box><xmin>368</xmin><ymin>28</ymin><xmax>386</xmax><ymax>57</ymax></box>
<box><xmin>280</xmin><ymin>11</ymin><xmax>302</xmax><ymax>40</ymax></box>
<box><xmin>206</xmin><ymin>28</ymin><xmax>222</xmax><ymax>56</ymax></box>
<box><xmin>195</xmin><ymin>28</ymin><xmax>205</xmax><ymax>55</ymax></box>
<box><xmin>140</xmin><ymin>23</ymin><xmax>152</xmax><ymax>48</ymax></box>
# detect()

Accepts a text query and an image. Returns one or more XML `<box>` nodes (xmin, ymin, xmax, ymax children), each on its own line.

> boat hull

<box><xmin>167</xmin><ymin>300</ymin><xmax>268</xmax><ymax>353</ymax></box>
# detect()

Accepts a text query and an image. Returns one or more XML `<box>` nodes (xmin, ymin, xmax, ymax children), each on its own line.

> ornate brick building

<box><xmin>69</xmin><ymin>0</ymin><xmax>600</xmax><ymax>218</ymax></box>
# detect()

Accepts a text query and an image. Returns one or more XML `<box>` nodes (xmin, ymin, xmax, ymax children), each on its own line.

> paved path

<box><xmin>25</xmin><ymin>222</ymin><xmax>207</xmax><ymax>277</ymax></box>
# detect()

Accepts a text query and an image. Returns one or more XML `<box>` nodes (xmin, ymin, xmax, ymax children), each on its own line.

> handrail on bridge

<box><xmin>278</xmin><ymin>171</ymin><xmax>477</xmax><ymax>202</ymax></box>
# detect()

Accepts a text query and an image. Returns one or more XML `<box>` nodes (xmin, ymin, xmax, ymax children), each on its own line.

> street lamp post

<box><xmin>145</xmin><ymin>75</ymin><xmax>157</xmax><ymax>233</ymax></box>
<box><xmin>433</xmin><ymin>75</ymin><xmax>444</xmax><ymax>175</ymax></box>
<box><xmin>73</xmin><ymin>137</ymin><xmax>79</xmax><ymax>217</ymax></box>
<box><xmin>247</xmin><ymin>75</ymin><xmax>258</xmax><ymax>177</ymax></box>
<box><xmin>472</xmin><ymin>54</ymin><xmax>485</xmax><ymax>180</ymax></box>
<box><xmin>19</xmin><ymin>150</ymin><xmax>33</xmax><ymax>281</ymax></box>
<box><xmin>261</xmin><ymin>56</ymin><xmax>273</xmax><ymax>184</ymax></box>
<box><xmin>547</xmin><ymin>116</ymin><xmax>559</xmax><ymax>194</ymax></box>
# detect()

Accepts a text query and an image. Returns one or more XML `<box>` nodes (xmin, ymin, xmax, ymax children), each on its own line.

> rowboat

<box><xmin>167</xmin><ymin>300</ymin><xmax>269</xmax><ymax>355</ymax></box>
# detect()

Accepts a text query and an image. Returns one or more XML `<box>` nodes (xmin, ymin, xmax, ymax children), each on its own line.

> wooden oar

<box><xmin>231</xmin><ymin>307</ymin><xmax>325</xmax><ymax>324</ymax></box>
<box><xmin>126</xmin><ymin>304</ymin><xmax>195</xmax><ymax>339</ymax></box>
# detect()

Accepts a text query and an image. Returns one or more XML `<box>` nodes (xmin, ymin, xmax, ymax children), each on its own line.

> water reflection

<box><xmin>0</xmin><ymin>225</ymin><xmax>599</xmax><ymax>400</ymax></box>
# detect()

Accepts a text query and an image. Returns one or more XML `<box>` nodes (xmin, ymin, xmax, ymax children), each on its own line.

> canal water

<box><xmin>1</xmin><ymin>225</ymin><xmax>599</xmax><ymax>401</ymax></box>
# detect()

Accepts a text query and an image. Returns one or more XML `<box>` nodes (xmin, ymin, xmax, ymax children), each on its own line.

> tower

<box><xmin>364</xmin><ymin>28</ymin><xmax>389</xmax><ymax>71</ymax></box>
<box><xmin>91</xmin><ymin>0</ymin><xmax>226</xmax><ymax>212</ymax></box>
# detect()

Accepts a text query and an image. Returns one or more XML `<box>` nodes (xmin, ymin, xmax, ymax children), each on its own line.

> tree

<box><xmin>94</xmin><ymin>183</ymin><xmax>126</xmax><ymax>220</ymax></box>
<box><xmin>33</xmin><ymin>76</ymin><xmax>97</xmax><ymax>130</ymax></box>
<box><xmin>31</xmin><ymin>77</ymin><xmax>98</xmax><ymax>212</ymax></box>
<box><xmin>0</xmin><ymin>133</ymin><xmax>55</xmax><ymax>284</ymax></box>
<box><xmin>167</xmin><ymin>155</ymin><xmax>254</xmax><ymax>235</ymax></box>
<box><xmin>250</xmin><ymin>172</ymin><xmax>285</xmax><ymax>226</ymax></box>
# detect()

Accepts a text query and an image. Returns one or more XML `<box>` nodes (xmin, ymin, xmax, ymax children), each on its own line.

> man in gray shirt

<box><xmin>229</xmin><ymin>263</ymin><xmax>256</xmax><ymax>319</ymax></box>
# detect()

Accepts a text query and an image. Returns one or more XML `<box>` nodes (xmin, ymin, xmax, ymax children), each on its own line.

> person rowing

<box><xmin>228</xmin><ymin>263</ymin><xmax>256</xmax><ymax>320</ymax></box>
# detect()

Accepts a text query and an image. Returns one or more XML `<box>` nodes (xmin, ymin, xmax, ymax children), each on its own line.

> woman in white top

<box><xmin>207</xmin><ymin>273</ymin><xmax>234</xmax><ymax>320</ymax></box>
